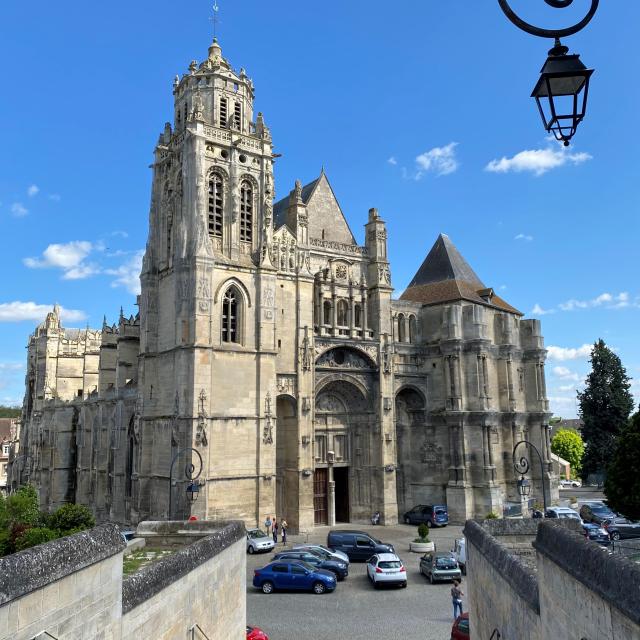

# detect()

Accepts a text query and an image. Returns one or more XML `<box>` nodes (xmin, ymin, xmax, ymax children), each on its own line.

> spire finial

<box><xmin>211</xmin><ymin>2</ymin><xmax>220</xmax><ymax>40</ymax></box>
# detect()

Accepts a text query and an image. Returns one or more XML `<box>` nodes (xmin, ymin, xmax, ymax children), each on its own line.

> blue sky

<box><xmin>1</xmin><ymin>1</ymin><xmax>638</xmax><ymax>417</ymax></box>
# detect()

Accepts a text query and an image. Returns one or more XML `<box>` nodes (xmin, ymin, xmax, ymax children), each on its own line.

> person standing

<box><xmin>264</xmin><ymin>515</ymin><xmax>272</xmax><ymax>535</ymax></box>
<box><xmin>272</xmin><ymin>517</ymin><xmax>279</xmax><ymax>543</ymax></box>
<box><xmin>451</xmin><ymin>579</ymin><xmax>464</xmax><ymax>620</ymax></box>
<box><xmin>281</xmin><ymin>519</ymin><xmax>288</xmax><ymax>545</ymax></box>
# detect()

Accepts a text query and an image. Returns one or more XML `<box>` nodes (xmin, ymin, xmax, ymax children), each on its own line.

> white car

<box><xmin>292</xmin><ymin>544</ymin><xmax>350</xmax><ymax>564</ymax></box>
<box><xmin>246</xmin><ymin>528</ymin><xmax>275</xmax><ymax>554</ymax></box>
<box><xmin>559</xmin><ymin>479</ymin><xmax>582</xmax><ymax>488</ymax></box>
<box><xmin>366</xmin><ymin>553</ymin><xmax>407</xmax><ymax>589</ymax></box>
<box><xmin>545</xmin><ymin>507</ymin><xmax>583</xmax><ymax>524</ymax></box>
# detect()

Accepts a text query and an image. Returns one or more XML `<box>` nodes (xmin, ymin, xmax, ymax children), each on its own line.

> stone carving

<box><xmin>316</xmin><ymin>393</ymin><xmax>345</xmax><ymax>413</ymax></box>
<box><xmin>197</xmin><ymin>272</ymin><xmax>211</xmax><ymax>312</ymax></box>
<box><xmin>196</xmin><ymin>389</ymin><xmax>208</xmax><ymax>447</ymax></box>
<box><xmin>262</xmin><ymin>287</ymin><xmax>274</xmax><ymax>308</ymax></box>
<box><xmin>316</xmin><ymin>348</ymin><xmax>371</xmax><ymax>370</ymax></box>
<box><xmin>378</xmin><ymin>265</ymin><xmax>391</xmax><ymax>285</ymax></box>
<box><xmin>301</xmin><ymin>329</ymin><xmax>312</xmax><ymax>371</ymax></box>
<box><xmin>263</xmin><ymin>392</ymin><xmax>273</xmax><ymax>445</ymax></box>
<box><xmin>420</xmin><ymin>441</ymin><xmax>442</xmax><ymax>469</ymax></box>
<box><xmin>309</xmin><ymin>238</ymin><xmax>368</xmax><ymax>255</ymax></box>
<box><xmin>276</xmin><ymin>375</ymin><xmax>296</xmax><ymax>396</ymax></box>
<box><xmin>335</xmin><ymin>264</ymin><xmax>347</xmax><ymax>280</ymax></box>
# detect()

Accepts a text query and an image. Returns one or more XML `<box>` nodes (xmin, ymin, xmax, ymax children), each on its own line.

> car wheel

<box><xmin>419</xmin><ymin>566</ymin><xmax>423</xmax><ymax>576</ymax></box>
<box><xmin>461</xmin><ymin>564</ymin><xmax>466</xmax><ymax>576</ymax></box>
<box><xmin>401</xmin><ymin>582</ymin><xmax>407</xmax><ymax>589</ymax></box>
<box><xmin>261</xmin><ymin>581</ymin><xmax>274</xmax><ymax>594</ymax></box>
<box><xmin>429</xmin><ymin>573</ymin><xmax>434</xmax><ymax>585</ymax></box>
<box><xmin>373</xmin><ymin>581</ymin><xmax>379</xmax><ymax>590</ymax></box>
<box><xmin>313</xmin><ymin>582</ymin><xmax>326</xmax><ymax>595</ymax></box>
<box><xmin>404</xmin><ymin>517</ymin><xmax>410</xmax><ymax>524</ymax></box>
<box><xmin>247</xmin><ymin>546</ymin><xmax>255</xmax><ymax>554</ymax></box>
<box><xmin>611</xmin><ymin>532</ymin><xmax>621</xmax><ymax>541</ymax></box>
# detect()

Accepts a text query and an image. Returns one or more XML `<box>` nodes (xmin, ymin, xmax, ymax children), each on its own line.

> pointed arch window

<box><xmin>323</xmin><ymin>301</ymin><xmax>332</xmax><ymax>326</ymax></box>
<box><xmin>208</xmin><ymin>173</ymin><xmax>223</xmax><ymax>239</ymax></box>
<box><xmin>222</xmin><ymin>287</ymin><xmax>240</xmax><ymax>343</ymax></box>
<box><xmin>397</xmin><ymin>313</ymin><xmax>406</xmax><ymax>343</ymax></box>
<box><xmin>240</xmin><ymin>180</ymin><xmax>253</xmax><ymax>242</ymax></box>
<box><xmin>409</xmin><ymin>315</ymin><xmax>417</xmax><ymax>343</ymax></box>
<box><xmin>337</xmin><ymin>300</ymin><xmax>349</xmax><ymax>327</ymax></box>
<box><xmin>220</xmin><ymin>96</ymin><xmax>228</xmax><ymax>127</ymax></box>
<box><xmin>354</xmin><ymin>304</ymin><xmax>362</xmax><ymax>328</ymax></box>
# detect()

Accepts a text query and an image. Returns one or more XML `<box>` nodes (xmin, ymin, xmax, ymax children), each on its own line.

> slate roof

<box><xmin>273</xmin><ymin>176</ymin><xmax>320</xmax><ymax>229</ymax></box>
<box><xmin>400</xmin><ymin>234</ymin><xmax>522</xmax><ymax>315</ymax></box>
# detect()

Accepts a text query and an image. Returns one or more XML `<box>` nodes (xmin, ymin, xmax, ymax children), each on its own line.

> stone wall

<box><xmin>464</xmin><ymin>518</ymin><xmax>640</xmax><ymax>640</ymax></box>
<box><xmin>0</xmin><ymin>520</ymin><xmax>246</xmax><ymax>640</ymax></box>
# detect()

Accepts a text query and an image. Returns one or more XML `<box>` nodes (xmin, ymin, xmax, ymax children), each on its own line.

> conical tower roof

<box><xmin>400</xmin><ymin>234</ymin><xmax>522</xmax><ymax>315</ymax></box>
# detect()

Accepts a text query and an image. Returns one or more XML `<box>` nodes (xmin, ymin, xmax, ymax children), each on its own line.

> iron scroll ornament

<box><xmin>512</xmin><ymin>439</ymin><xmax>548</xmax><ymax>511</ymax></box>
<box><xmin>497</xmin><ymin>0</ymin><xmax>599</xmax><ymax>40</ymax></box>
<box><xmin>168</xmin><ymin>447</ymin><xmax>204</xmax><ymax>519</ymax></box>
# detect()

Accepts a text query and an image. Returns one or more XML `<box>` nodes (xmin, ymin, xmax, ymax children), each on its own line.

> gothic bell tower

<box><xmin>137</xmin><ymin>36</ymin><xmax>278</xmax><ymax>521</ymax></box>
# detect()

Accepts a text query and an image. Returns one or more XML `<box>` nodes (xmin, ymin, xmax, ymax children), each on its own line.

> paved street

<box><xmin>246</xmin><ymin>523</ymin><xmax>465</xmax><ymax>640</ymax></box>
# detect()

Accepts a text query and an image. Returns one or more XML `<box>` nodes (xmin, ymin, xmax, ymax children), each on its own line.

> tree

<box><xmin>0</xmin><ymin>405</ymin><xmax>20</xmax><ymax>418</ymax></box>
<box><xmin>578</xmin><ymin>339</ymin><xmax>634</xmax><ymax>479</ymax></box>
<box><xmin>551</xmin><ymin>429</ymin><xmax>585</xmax><ymax>476</ymax></box>
<box><xmin>48</xmin><ymin>504</ymin><xmax>95</xmax><ymax>533</ymax></box>
<box><xmin>604</xmin><ymin>412</ymin><xmax>640</xmax><ymax>521</ymax></box>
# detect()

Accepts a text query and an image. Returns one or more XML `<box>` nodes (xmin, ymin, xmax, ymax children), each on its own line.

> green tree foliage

<box><xmin>551</xmin><ymin>429</ymin><xmax>585</xmax><ymax>476</ymax></box>
<box><xmin>604</xmin><ymin>412</ymin><xmax>640</xmax><ymax>521</ymax></box>
<box><xmin>48</xmin><ymin>503</ymin><xmax>95</xmax><ymax>533</ymax></box>
<box><xmin>0</xmin><ymin>405</ymin><xmax>20</xmax><ymax>418</ymax></box>
<box><xmin>14</xmin><ymin>527</ymin><xmax>59</xmax><ymax>552</ymax></box>
<box><xmin>578</xmin><ymin>339</ymin><xmax>634</xmax><ymax>478</ymax></box>
<box><xmin>417</xmin><ymin>523</ymin><xmax>430</xmax><ymax>541</ymax></box>
<box><xmin>4</xmin><ymin>485</ymin><xmax>40</xmax><ymax>528</ymax></box>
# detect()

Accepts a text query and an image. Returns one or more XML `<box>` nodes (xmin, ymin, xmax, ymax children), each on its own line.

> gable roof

<box><xmin>401</xmin><ymin>234</ymin><xmax>522</xmax><ymax>315</ymax></box>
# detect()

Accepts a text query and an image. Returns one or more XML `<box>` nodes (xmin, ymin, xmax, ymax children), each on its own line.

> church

<box><xmin>12</xmin><ymin>36</ymin><xmax>557</xmax><ymax>531</ymax></box>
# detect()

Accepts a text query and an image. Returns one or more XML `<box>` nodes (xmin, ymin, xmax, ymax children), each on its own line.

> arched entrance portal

<box><xmin>313</xmin><ymin>368</ymin><xmax>375</xmax><ymax>525</ymax></box>
<box><xmin>275</xmin><ymin>395</ymin><xmax>297</xmax><ymax>525</ymax></box>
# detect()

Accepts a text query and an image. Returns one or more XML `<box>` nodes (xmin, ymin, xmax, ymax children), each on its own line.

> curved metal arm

<box><xmin>168</xmin><ymin>447</ymin><xmax>204</xmax><ymax>519</ymax></box>
<box><xmin>498</xmin><ymin>0</ymin><xmax>599</xmax><ymax>39</ymax></box>
<box><xmin>512</xmin><ymin>439</ymin><xmax>548</xmax><ymax>511</ymax></box>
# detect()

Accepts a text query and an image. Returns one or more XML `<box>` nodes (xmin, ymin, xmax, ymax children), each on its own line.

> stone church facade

<box><xmin>12</xmin><ymin>38</ymin><xmax>556</xmax><ymax>531</ymax></box>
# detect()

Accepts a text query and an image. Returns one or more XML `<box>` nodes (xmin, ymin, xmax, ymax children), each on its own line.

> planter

<box><xmin>410</xmin><ymin>540</ymin><xmax>435</xmax><ymax>553</ymax></box>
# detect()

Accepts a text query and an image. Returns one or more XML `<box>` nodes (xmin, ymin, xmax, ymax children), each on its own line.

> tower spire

<box><xmin>211</xmin><ymin>1</ymin><xmax>220</xmax><ymax>41</ymax></box>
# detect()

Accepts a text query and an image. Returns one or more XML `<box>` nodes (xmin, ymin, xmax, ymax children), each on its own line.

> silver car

<box><xmin>247</xmin><ymin>528</ymin><xmax>275</xmax><ymax>554</ymax></box>
<box><xmin>293</xmin><ymin>544</ymin><xmax>349</xmax><ymax>564</ymax></box>
<box><xmin>366</xmin><ymin>553</ymin><xmax>407</xmax><ymax>588</ymax></box>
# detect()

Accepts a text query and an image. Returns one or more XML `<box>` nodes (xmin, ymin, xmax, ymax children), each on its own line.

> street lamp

<box><xmin>185</xmin><ymin>480</ymin><xmax>200</xmax><ymax>503</ymax></box>
<box><xmin>517</xmin><ymin>475</ymin><xmax>531</xmax><ymax>498</ymax></box>
<box><xmin>168</xmin><ymin>447</ymin><xmax>204</xmax><ymax>519</ymax></box>
<box><xmin>512</xmin><ymin>440</ymin><xmax>548</xmax><ymax>512</ymax></box>
<box><xmin>497</xmin><ymin>0</ymin><xmax>599</xmax><ymax>145</ymax></box>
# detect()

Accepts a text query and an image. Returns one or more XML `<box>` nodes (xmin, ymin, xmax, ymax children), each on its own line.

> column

<box><xmin>331</xmin><ymin>291</ymin><xmax>337</xmax><ymax>337</ymax></box>
<box><xmin>327</xmin><ymin>461</ymin><xmax>336</xmax><ymax>526</ymax></box>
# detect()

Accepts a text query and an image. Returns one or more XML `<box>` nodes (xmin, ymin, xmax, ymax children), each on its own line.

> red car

<box><xmin>247</xmin><ymin>625</ymin><xmax>269</xmax><ymax>640</ymax></box>
<box><xmin>451</xmin><ymin>613</ymin><xmax>469</xmax><ymax>639</ymax></box>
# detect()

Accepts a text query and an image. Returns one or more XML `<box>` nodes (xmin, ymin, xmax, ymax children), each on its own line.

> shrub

<box><xmin>49</xmin><ymin>504</ymin><xmax>95</xmax><ymax>533</ymax></box>
<box><xmin>6</xmin><ymin>485</ymin><xmax>40</xmax><ymax>527</ymax></box>
<box><xmin>14</xmin><ymin>527</ymin><xmax>59</xmax><ymax>552</ymax></box>
<box><xmin>416</xmin><ymin>523</ymin><xmax>430</xmax><ymax>542</ymax></box>
<box><xmin>485</xmin><ymin>512</ymin><xmax>499</xmax><ymax>519</ymax></box>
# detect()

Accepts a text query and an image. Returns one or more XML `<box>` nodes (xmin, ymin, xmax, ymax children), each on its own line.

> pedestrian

<box><xmin>281</xmin><ymin>519</ymin><xmax>288</xmax><ymax>545</ymax></box>
<box><xmin>451</xmin><ymin>579</ymin><xmax>464</xmax><ymax>620</ymax></box>
<box><xmin>264</xmin><ymin>515</ymin><xmax>272</xmax><ymax>535</ymax></box>
<box><xmin>272</xmin><ymin>517</ymin><xmax>278</xmax><ymax>543</ymax></box>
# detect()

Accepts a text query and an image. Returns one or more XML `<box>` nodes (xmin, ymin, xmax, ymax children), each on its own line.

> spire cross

<box><xmin>210</xmin><ymin>2</ymin><xmax>220</xmax><ymax>39</ymax></box>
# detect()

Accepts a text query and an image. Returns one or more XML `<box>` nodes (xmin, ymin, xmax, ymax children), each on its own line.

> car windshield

<box><xmin>248</xmin><ymin>530</ymin><xmax>267</xmax><ymax>539</ymax></box>
<box><xmin>378</xmin><ymin>561</ymin><xmax>401</xmax><ymax>569</ymax></box>
<box><xmin>559</xmin><ymin>512</ymin><xmax>580</xmax><ymax>519</ymax></box>
<box><xmin>592</xmin><ymin>505</ymin><xmax>613</xmax><ymax>514</ymax></box>
<box><xmin>436</xmin><ymin>557</ymin><xmax>456</xmax><ymax>568</ymax></box>
<box><xmin>370</xmin><ymin>536</ymin><xmax>382</xmax><ymax>544</ymax></box>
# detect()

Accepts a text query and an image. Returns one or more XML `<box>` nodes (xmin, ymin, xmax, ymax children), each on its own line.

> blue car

<box><xmin>402</xmin><ymin>504</ymin><xmax>449</xmax><ymax>527</ymax></box>
<box><xmin>253</xmin><ymin>560</ymin><xmax>337</xmax><ymax>594</ymax></box>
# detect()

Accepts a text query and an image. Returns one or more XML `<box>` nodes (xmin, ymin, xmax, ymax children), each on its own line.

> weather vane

<box><xmin>211</xmin><ymin>2</ymin><xmax>220</xmax><ymax>39</ymax></box>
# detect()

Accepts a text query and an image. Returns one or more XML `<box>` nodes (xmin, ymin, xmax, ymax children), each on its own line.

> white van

<box><xmin>452</xmin><ymin>538</ymin><xmax>466</xmax><ymax>574</ymax></box>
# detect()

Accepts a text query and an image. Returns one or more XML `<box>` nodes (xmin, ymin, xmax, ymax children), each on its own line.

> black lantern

<box><xmin>531</xmin><ymin>40</ymin><xmax>594</xmax><ymax>146</ymax></box>
<box><xmin>186</xmin><ymin>481</ymin><xmax>200</xmax><ymax>503</ymax></box>
<box><xmin>517</xmin><ymin>476</ymin><xmax>531</xmax><ymax>498</ymax></box>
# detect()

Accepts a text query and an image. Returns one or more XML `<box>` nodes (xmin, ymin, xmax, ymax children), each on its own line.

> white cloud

<box><xmin>415</xmin><ymin>142</ymin><xmax>459</xmax><ymax>177</ymax></box>
<box><xmin>547</xmin><ymin>344</ymin><xmax>592</xmax><ymax>361</ymax></box>
<box><xmin>27</xmin><ymin>185</ymin><xmax>39</xmax><ymax>197</ymax></box>
<box><xmin>11</xmin><ymin>202</ymin><xmax>28</xmax><ymax>217</ymax></box>
<box><xmin>0</xmin><ymin>302</ymin><xmax>86</xmax><ymax>323</ymax></box>
<box><xmin>485</xmin><ymin>147</ymin><xmax>592</xmax><ymax>176</ymax></box>
<box><xmin>105</xmin><ymin>250</ymin><xmax>143</xmax><ymax>295</ymax></box>
<box><xmin>515</xmin><ymin>233</ymin><xmax>533</xmax><ymax>242</ymax></box>
<box><xmin>558</xmin><ymin>384</ymin><xmax>577</xmax><ymax>392</ymax></box>
<box><xmin>552</xmin><ymin>366</ymin><xmax>580</xmax><ymax>382</ymax></box>
<box><xmin>387</xmin><ymin>156</ymin><xmax>397</xmax><ymax>166</ymax></box>
<box><xmin>24</xmin><ymin>240</ymin><xmax>98</xmax><ymax>280</ymax></box>
<box><xmin>531</xmin><ymin>303</ymin><xmax>555</xmax><ymax>316</ymax></box>
<box><xmin>559</xmin><ymin>292</ymin><xmax>630</xmax><ymax>311</ymax></box>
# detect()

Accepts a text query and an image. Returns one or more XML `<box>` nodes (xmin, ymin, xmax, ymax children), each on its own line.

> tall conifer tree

<box><xmin>578</xmin><ymin>339</ymin><xmax>634</xmax><ymax>479</ymax></box>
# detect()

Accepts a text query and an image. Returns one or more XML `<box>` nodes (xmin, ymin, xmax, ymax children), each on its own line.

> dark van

<box><xmin>402</xmin><ymin>504</ymin><xmax>449</xmax><ymax>527</ymax></box>
<box><xmin>327</xmin><ymin>530</ymin><xmax>394</xmax><ymax>561</ymax></box>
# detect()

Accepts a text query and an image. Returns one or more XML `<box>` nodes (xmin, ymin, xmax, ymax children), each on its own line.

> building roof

<box><xmin>400</xmin><ymin>234</ymin><xmax>522</xmax><ymax>315</ymax></box>
<box><xmin>273</xmin><ymin>177</ymin><xmax>320</xmax><ymax>229</ymax></box>
<box><xmin>0</xmin><ymin>418</ymin><xmax>15</xmax><ymax>441</ymax></box>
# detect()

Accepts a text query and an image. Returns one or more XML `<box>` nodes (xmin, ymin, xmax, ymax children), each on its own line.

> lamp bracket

<box><xmin>497</xmin><ymin>0</ymin><xmax>599</xmax><ymax>40</ymax></box>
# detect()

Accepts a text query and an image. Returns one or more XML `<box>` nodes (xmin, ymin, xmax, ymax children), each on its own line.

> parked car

<box><xmin>402</xmin><ymin>504</ymin><xmax>449</xmax><ymax>527</ymax></box>
<box><xmin>246</xmin><ymin>625</ymin><xmax>269</xmax><ymax>640</ymax></box>
<box><xmin>559</xmin><ymin>479</ymin><xmax>582</xmax><ymax>488</ymax></box>
<box><xmin>247</xmin><ymin>528</ymin><xmax>275</xmax><ymax>554</ymax></box>
<box><xmin>252</xmin><ymin>560</ymin><xmax>337</xmax><ymax>594</ymax></box>
<box><xmin>603</xmin><ymin>517</ymin><xmax>640</xmax><ymax>540</ymax></box>
<box><xmin>582</xmin><ymin>523</ymin><xmax>611</xmax><ymax>546</ymax></box>
<box><xmin>451</xmin><ymin>538</ymin><xmax>467</xmax><ymax>575</ymax></box>
<box><xmin>451</xmin><ymin>613</ymin><xmax>470</xmax><ymax>640</ymax></box>
<box><xmin>292</xmin><ymin>544</ymin><xmax>349</xmax><ymax>564</ymax></box>
<box><xmin>544</xmin><ymin>507</ymin><xmax>583</xmax><ymax>523</ymax></box>
<box><xmin>366</xmin><ymin>553</ymin><xmax>407</xmax><ymax>588</ymax></box>
<box><xmin>579</xmin><ymin>502</ymin><xmax>617</xmax><ymax>525</ymax></box>
<box><xmin>419</xmin><ymin>552</ymin><xmax>462</xmax><ymax>584</ymax></box>
<box><xmin>327</xmin><ymin>530</ymin><xmax>394</xmax><ymax>561</ymax></box>
<box><xmin>272</xmin><ymin>550</ymin><xmax>348</xmax><ymax>580</ymax></box>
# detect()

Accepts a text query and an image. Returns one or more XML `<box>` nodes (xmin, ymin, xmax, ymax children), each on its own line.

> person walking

<box><xmin>264</xmin><ymin>515</ymin><xmax>272</xmax><ymax>535</ymax></box>
<box><xmin>281</xmin><ymin>519</ymin><xmax>288</xmax><ymax>545</ymax></box>
<box><xmin>272</xmin><ymin>517</ymin><xmax>279</xmax><ymax>543</ymax></box>
<box><xmin>451</xmin><ymin>579</ymin><xmax>464</xmax><ymax>620</ymax></box>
